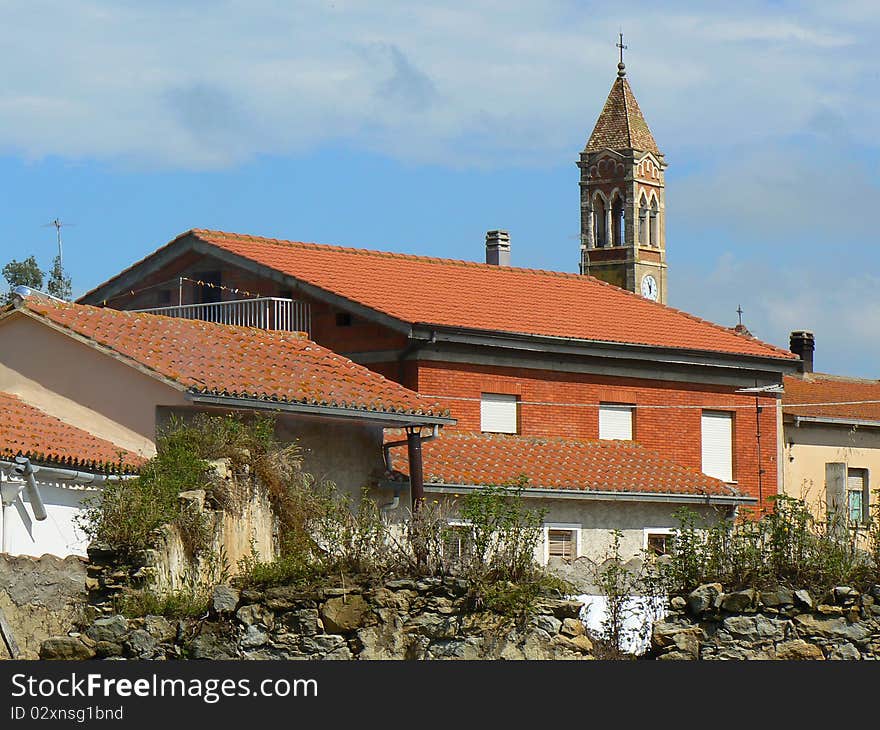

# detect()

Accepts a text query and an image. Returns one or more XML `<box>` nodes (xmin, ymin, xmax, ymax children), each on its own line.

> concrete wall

<box><xmin>418</xmin><ymin>492</ymin><xmax>729</xmax><ymax>563</ymax></box>
<box><xmin>0</xmin><ymin>553</ymin><xmax>87</xmax><ymax>659</ymax></box>
<box><xmin>2</xmin><ymin>483</ymin><xmax>97</xmax><ymax>558</ymax></box>
<box><xmin>0</xmin><ymin>312</ymin><xmax>188</xmax><ymax>459</ymax></box>
<box><xmin>782</xmin><ymin>420</ymin><xmax>880</xmax><ymax>518</ymax></box>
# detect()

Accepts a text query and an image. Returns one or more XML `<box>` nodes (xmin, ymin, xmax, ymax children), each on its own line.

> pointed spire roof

<box><xmin>585</xmin><ymin>71</ymin><xmax>661</xmax><ymax>155</ymax></box>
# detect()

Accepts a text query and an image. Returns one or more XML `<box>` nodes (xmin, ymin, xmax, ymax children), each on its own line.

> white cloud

<box><xmin>1</xmin><ymin>1</ymin><xmax>879</xmax><ymax>169</ymax></box>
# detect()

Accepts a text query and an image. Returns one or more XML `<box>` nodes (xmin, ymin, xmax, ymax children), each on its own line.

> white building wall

<box><xmin>2</xmin><ymin>483</ymin><xmax>96</xmax><ymax>558</ymax></box>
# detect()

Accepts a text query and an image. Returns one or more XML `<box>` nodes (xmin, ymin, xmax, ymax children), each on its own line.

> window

<box><xmin>480</xmin><ymin>393</ymin><xmax>518</xmax><ymax>434</ymax></box>
<box><xmin>599</xmin><ymin>403</ymin><xmax>634</xmax><ymax>440</ymax></box>
<box><xmin>335</xmin><ymin>312</ymin><xmax>353</xmax><ymax>327</ymax></box>
<box><xmin>701</xmin><ymin>411</ymin><xmax>733</xmax><ymax>482</ymax></box>
<box><xmin>611</xmin><ymin>195</ymin><xmax>624</xmax><ymax>246</ymax></box>
<box><xmin>544</xmin><ymin>524</ymin><xmax>580</xmax><ymax>563</ymax></box>
<box><xmin>644</xmin><ymin>528</ymin><xmax>674</xmax><ymax>556</ymax></box>
<box><xmin>594</xmin><ymin>197</ymin><xmax>607</xmax><ymax>248</ymax></box>
<box><xmin>638</xmin><ymin>195</ymin><xmax>649</xmax><ymax>246</ymax></box>
<box><xmin>847</xmin><ymin>468</ymin><xmax>869</xmax><ymax>523</ymax></box>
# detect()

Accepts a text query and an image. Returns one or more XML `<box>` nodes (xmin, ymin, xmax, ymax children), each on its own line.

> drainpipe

<box><xmin>406</xmin><ymin>426</ymin><xmax>425</xmax><ymax>512</ymax></box>
<box><xmin>381</xmin><ymin>425</ymin><xmax>438</xmax><ymax>512</ymax></box>
<box><xmin>0</xmin><ymin>457</ymin><xmax>135</xmax><ymax>553</ymax></box>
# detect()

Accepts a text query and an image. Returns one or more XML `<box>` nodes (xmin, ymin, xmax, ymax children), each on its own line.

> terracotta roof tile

<box><xmin>106</xmin><ymin>229</ymin><xmax>793</xmax><ymax>361</ymax></box>
<box><xmin>10</xmin><ymin>296</ymin><xmax>446</xmax><ymax>419</ymax></box>
<box><xmin>0</xmin><ymin>392</ymin><xmax>143</xmax><ymax>473</ymax></box>
<box><xmin>585</xmin><ymin>76</ymin><xmax>660</xmax><ymax>154</ymax></box>
<box><xmin>783</xmin><ymin>374</ymin><xmax>880</xmax><ymax>422</ymax></box>
<box><xmin>388</xmin><ymin>430</ymin><xmax>737</xmax><ymax>497</ymax></box>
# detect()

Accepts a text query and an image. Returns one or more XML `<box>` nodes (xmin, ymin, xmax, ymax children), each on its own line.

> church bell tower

<box><xmin>578</xmin><ymin>35</ymin><xmax>668</xmax><ymax>304</ymax></box>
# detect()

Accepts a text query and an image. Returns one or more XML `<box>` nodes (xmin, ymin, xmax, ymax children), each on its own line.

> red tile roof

<box><xmin>387</xmin><ymin>431</ymin><xmax>738</xmax><ymax>498</ymax></box>
<box><xmin>783</xmin><ymin>374</ymin><xmax>880</xmax><ymax>423</ymax></box>
<box><xmin>8</xmin><ymin>295</ymin><xmax>447</xmax><ymax>421</ymax></box>
<box><xmin>85</xmin><ymin>229</ymin><xmax>795</xmax><ymax>361</ymax></box>
<box><xmin>586</xmin><ymin>75</ymin><xmax>660</xmax><ymax>154</ymax></box>
<box><xmin>0</xmin><ymin>392</ymin><xmax>143</xmax><ymax>473</ymax></box>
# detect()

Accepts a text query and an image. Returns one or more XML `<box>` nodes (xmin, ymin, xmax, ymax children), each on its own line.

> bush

<box><xmin>78</xmin><ymin>413</ymin><xmax>276</xmax><ymax>559</ymax></box>
<box><xmin>650</xmin><ymin>495</ymin><xmax>879</xmax><ymax>595</ymax></box>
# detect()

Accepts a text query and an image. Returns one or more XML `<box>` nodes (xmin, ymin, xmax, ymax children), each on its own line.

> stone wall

<box><xmin>41</xmin><ymin>578</ymin><xmax>594</xmax><ymax>661</ymax></box>
<box><xmin>650</xmin><ymin>583</ymin><xmax>880</xmax><ymax>660</ymax></box>
<box><xmin>0</xmin><ymin>554</ymin><xmax>88</xmax><ymax>659</ymax></box>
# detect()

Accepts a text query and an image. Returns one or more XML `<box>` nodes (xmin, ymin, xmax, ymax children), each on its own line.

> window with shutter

<box><xmin>480</xmin><ymin>393</ymin><xmax>518</xmax><ymax>434</ymax></box>
<box><xmin>599</xmin><ymin>404</ymin><xmax>634</xmax><ymax>440</ymax></box>
<box><xmin>847</xmin><ymin>468</ymin><xmax>869</xmax><ymax>523</ymax></box>
<box><xmin>701</xmin><ymin>411</ymin><xmax>733</xmax><ymax>482</ymax></box>
<box><xmin>544</xmin><ymin>525</ymin><xmax>579</xmax><ymax>562</ymax></box>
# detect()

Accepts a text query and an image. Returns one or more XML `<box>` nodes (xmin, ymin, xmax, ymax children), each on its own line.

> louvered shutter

<box><xmin>599</xmin><ymin>404</ymin><xmax>634</xmax><ymax>440</ymax></box>
<box><xmin>547</xmin><ymin>529</ymin><xmax>575</xmax><ymax>559</ymax></box>
<box><xmin>701</xmin><ymin>411</ymin><xmax>733</xmax><ymax>482</ymax></box>
<box><xmin>480</xmin><ymin>393</ymin><xmax>518</xmax><ymax>433</ymax></box>
<box><xmin>847</xmin><ymin>469</ymin><xmax>867</xmax><ymax>522</ymax></box>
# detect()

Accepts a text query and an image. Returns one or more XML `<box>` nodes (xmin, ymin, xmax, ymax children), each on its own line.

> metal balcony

<box><xmin>133</xmin><ymin>297</ymin><xmax>311</xmax><ymax>335</ymax></box>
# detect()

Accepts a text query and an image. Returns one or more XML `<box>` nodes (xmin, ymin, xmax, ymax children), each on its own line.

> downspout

<box><xmin>381</xmin><ymin>425</ymin><xmax>438</xmax><ymax>512</ymax></box>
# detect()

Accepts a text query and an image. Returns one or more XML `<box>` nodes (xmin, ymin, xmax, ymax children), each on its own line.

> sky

<box><xmin>0</xmin><ymin>1</ymin><xmax>878</xmax><ymax>376</ymax></box>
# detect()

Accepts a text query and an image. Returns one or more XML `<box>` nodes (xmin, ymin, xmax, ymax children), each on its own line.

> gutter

<box><xmin>791</xmin><ymin>415</ymin><xmax>880</xmax><ymax>429</ymax></box>
<box><xmin>186</xmin><ymin>392</ymin><xmax>455</xmax><ymax>427</ymax></box>
<box><xmin>379</xmin><ymin>479</ymin><xmax>756</xmax><ymax>506</ymax></box>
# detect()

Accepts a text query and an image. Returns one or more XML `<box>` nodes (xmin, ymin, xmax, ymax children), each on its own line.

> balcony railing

<box><xmin>134</xmin><ymin>297</ymin><xmax>311</xmax><ymax>335</ymax></box>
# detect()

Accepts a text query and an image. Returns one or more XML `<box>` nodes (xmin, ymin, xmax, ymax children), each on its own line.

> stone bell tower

<box><xmin>577</xmin><ymin>36</ymin><xmax>668</xmax><ymax>304</ymax></box>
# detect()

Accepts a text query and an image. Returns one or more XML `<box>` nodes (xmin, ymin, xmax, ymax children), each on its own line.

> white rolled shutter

<box><xmin>599</xmin><ymin>404</ymin><xmax>633</xmax><ymax>440</ymax></box>
<box><xmin>701</xmin><ymin>411</ymin><xmax>733</xmax><ymax>482</ymax></box>
<box><xmin>480</xmin><ymin>393</ymin><xmax>518</xmax><ymax>433</ymax></box>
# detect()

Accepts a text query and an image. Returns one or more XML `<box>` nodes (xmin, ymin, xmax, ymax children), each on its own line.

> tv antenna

<box><xmin>42</xmin><ymin>218</ymin><xmax>75</xmax><ymax>266</ymax></box>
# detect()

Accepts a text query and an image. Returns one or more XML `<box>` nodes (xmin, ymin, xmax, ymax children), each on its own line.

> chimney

<box><xmin>485</xmin><ymin>230</ymin><xmax>510</xmax><ymax>266</ymax></box>
<box><xmin>790</xmin><ymin>331</ymin><xmax>815</xmax><ymax>373</ymax></box>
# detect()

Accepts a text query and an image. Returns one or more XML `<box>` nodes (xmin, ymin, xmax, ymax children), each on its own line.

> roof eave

<box><xmin>381</xmin><ymin>479</ymin><xmax>753</xmax><ymax>505</ymax></box>
<box><xmin>186</xmin><ymin>392</ymin><xmax>456</xmax><ymax>428</ymax></box>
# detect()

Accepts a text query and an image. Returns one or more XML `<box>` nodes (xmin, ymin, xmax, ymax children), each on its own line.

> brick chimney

<box><xmin>485</xmin><ymin>230</ymin><xmax>510</xmax><ymax>266</ymax></box>
<box><xmin>790</xmin><ymin>331</ymin><xmax>815</xmax><ymax>373</ymax></box>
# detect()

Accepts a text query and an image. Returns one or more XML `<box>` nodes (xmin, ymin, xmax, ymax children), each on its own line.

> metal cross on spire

<box><xmin>616</xmin><ymin>31</ymin><xmax>627</xmax><ymax>77</ymax></box>
<box><xmin>736</xmin><ymin>304</ymin><xmax>744</xmax><ymax>327</ymax></box>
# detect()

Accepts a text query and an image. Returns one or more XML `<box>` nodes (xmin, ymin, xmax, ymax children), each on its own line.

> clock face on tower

<box><xmin>641</xmin><ymin>274</ymin><xmax>658</xmax><ymax>301</ymax></box>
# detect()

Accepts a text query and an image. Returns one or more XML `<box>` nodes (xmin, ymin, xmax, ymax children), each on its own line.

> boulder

<box><xmin>670</xmin><ymin>596</ymin><xmax>687</xmax><ymax>611</ymax></box>
<box><xmin>687</xmin><ymin>583</ymin><xmax>723</xmax><ymax>616</ymax></box>
<box><xmin>827</xmin><ymin>642</ymin><xmax>861</xmax><ymax>661</ymax></box>
<box><xmin>560</xmin><ymin>617</ymin><xmax>586</xmax><ymax>638</ymax></box>
<box><xmin>793</xmin><ymin>614</ymin><xmax>871</xmax><ymax>642</ymax></box>
<box><xmin>320</xmin><ymin>595</ymin><xmax>372</xmax><ymax>634</ymax></box>
<box><xmin>39</xmin><ymin>637</ymin><xmax>96</xmax><ymax>660</ymax></box>
<box><xmin>278</xmin><ymin>608</ymin><xmax>322</xmax><ymax>635</ymax></box>
<box><xmin>721</xmin><ymin>589</ymin><xmax>756</xmax><ymax>613</ymax></box>
<box><xmin>212</xmin><ymin>585</ymin><xmax>240</xmax><ymax>614</ymax></box>
<box><xmin>794</xmin><ymin>589</ymin><xmax>814</xmax><ymax>610</ymax></box>
<box><xmin>760</xmin><ymin>587</ymin><xmax>794</xmax><ymax>607</ymax></box>
<box><xmin>775</xmin><ymin>639</ymin><xmax>825</xmax><ymax>661</ymax></box>
<box><xmin>86</xmin><ymin>615</ymin><xmax>129</xmax><ymax>643</ymax></box>
<box><xmin>126</xmin><ymin>629</ymin><xmax>157</xmax><ymax>658</ymax></box>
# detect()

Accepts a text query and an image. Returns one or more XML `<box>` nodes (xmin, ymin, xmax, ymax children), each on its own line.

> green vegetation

<box><xmin>78</xmin><ymin>413</ymin><xmax>276</xmax><ymax>559</ymax></box>
<box><xmin>2</xmin><ymin>256</ymin><xmax>44</xmax><ymax>303</ymax></box>
<box><xmin>647</xmin><ymin>495</ymin><xmax>880</xmax><ymax>596</ymax></box>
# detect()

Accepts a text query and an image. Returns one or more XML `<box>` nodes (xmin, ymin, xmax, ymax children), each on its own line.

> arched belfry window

<box><xmin>650</xmin><ymin>198</ymin><xmax>660</xmax><ymax>247</ymax></box>
<box><xmin>611</xmin><ymin>194</ymin><xmax>624</xmax><ymax>247</ymax></box>
<box><xmin>638</xmin><ymin>194</ymin><xmax>649</xmax><ymax>246</ymax></box>
<box><xmin>593</xmin><ymin>196</ymin><xmax>607</xmax><ymax>248</ymax></box>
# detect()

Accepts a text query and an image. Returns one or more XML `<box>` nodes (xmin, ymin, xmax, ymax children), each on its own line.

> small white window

<box><xmin>701</xmin><ymin>411</ymin><xmax>733</xmax><ymax>482</ymax></box>
<box><xmin>599</xmin><ymin>403</ymin><xmax>634</xmax><ymax>440</ymax></box>
<box><xmin>480</xmin><ymin>393</ymin><xmax>518</xmax><ymax>434</ymax></box>
<box><xmin>644</xmin><ymin>528</ymin><xmax>674</xmax><ymax>556</ymax></box>
<box><xmin>543</xmin><ymin>524</ymin><xmax>580</xmax><ymax>563</ymax></box>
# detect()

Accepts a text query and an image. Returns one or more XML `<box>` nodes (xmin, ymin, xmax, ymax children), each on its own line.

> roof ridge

<box><xmin>191</xmin><ymin>229</ymin><xmax>793</xmax><ymax>359</ymax></box>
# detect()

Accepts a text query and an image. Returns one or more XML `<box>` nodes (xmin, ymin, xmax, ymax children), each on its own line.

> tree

<box><xmin>46</xmin><ymin>255</ymin><xmax>72</xmax><ymax>301</ymax></box>
<box><xmin>2</xmin><ymin>256</ymin><xmax>44</xmax><ymax>303</ymax></box>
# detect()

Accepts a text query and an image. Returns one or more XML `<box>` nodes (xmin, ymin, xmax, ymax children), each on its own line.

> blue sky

<box><xmin>1</xmin><ymin>1</ymin><xmax>878</xmax><ymax>376</ymax></box>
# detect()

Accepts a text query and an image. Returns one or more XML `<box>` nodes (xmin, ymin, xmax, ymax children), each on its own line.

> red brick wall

<box><xmin>414</xmin><ymin>360</ymin><xmax>779</xmax><ymax>509</ymax></box>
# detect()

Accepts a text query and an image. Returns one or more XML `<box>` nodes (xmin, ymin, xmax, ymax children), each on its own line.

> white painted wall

<box><xmin>1</xmin><ymin>483</ymin><xmax>96</xmax><ymax>558</ymax></box>
<box><xmin>576</xmin><ymin>593</ymin><xmax>668</xmax><ymax>655</ymax></box>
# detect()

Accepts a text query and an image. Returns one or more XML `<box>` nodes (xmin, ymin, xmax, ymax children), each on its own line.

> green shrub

<box><xmin>651</xmin><ymin>495</ymin><xmax>879</xmax><ymax>595</ymax></box>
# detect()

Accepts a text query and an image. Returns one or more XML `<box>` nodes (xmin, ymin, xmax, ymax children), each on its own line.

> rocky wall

<box><xmin>41</xmin><ymin>578</ymin><xmax>595</xmax><ymax>661</ymax></box>
<box><xmin>650</xmin><ymin>583</ymin><xmax>880</xmax><ymax>660</ymax></box>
